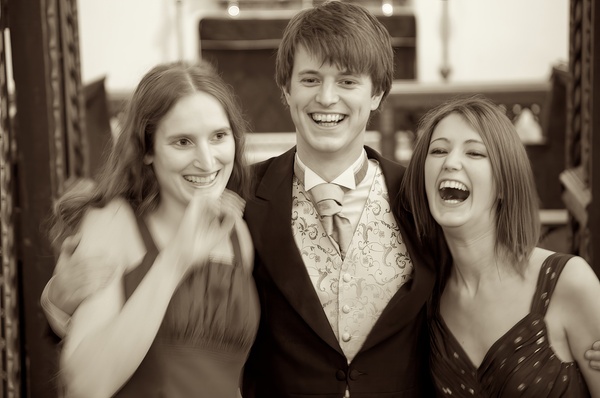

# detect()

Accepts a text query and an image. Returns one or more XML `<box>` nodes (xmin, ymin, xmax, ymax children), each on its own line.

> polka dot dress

<box><xmin>429</xmin><ymin>253</ymin><xmax>590</xmax><ymax>397</ymax></box>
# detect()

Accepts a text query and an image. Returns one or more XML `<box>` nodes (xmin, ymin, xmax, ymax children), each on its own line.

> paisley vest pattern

<box><xmin>291</xmin><ymin>164</ymin><xmax>414</xmax><ymax>362</ymax></box>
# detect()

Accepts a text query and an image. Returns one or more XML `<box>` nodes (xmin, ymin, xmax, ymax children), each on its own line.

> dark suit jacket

<box><xmin>242</xmin><ymin>146</ymin><xmax>436</xmax><ymax>398</ymax></box>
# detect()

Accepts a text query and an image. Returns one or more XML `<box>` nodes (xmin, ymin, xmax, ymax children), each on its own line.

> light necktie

<box><xmin>294</xmin><ymin>156</ymin><xmax>369</xmax><ymax>259</ymax></box>
<box><xmin>310</xmin><ymin>183</ymin><xmax>353</xmax><ymax>257</ymax></box>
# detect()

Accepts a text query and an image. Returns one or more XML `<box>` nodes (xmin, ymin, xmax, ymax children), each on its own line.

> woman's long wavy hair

<box><xmin>49</xmin><ymin>61</ymin><xmax>251</xmax><ymax>249</ymax></box>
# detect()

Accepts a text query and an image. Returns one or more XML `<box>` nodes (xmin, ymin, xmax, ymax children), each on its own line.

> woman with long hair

<box><xmin>52</xmin><ymin>61</ymin><xmax>258</xmax><ymax>398</ymax></box>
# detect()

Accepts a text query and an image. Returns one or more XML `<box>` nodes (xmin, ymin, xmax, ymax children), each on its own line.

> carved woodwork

<box><xmin>7</xmin><ymin>0</ymin><xmax>87</xmax><ymax>396</ymax></box>
<box><xmin>561</xmin><ymin>0</ymin><xmax>599</xmax><ymax>274</ymax></box>
<box><xmin>1</xmin><ymin>0</ymin><xmax>21</xmax><ymax>395</ymax></box>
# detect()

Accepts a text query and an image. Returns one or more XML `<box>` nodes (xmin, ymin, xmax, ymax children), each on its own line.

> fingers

<box><xmin>585</xmin><ymin>355</ymin><xmax>600</xmax><ymax>371</ymax></box>
<box><xmin>185</xmin><ymin>188</ymin><xmax>208</xmax><ymax>225</ymax></box>
<box><xmin>585</xmin><ymin>346</ymin><xmax>600</xmax><ymax>359</ymax></box>
<box><xmin>61</xmin><ymin>233</ymin><xmax>82</xmax><ymax>256</ymax></box>
<box><xmin>213</xmin><ymin>209</ymin><xmax>237</xmax><ymax>243</ymax></box>
<box><xmin>220</xmin><ymin>189</ymin><xmax>245</xmax><ymax>216</ymax></box>
<box><xmin>585</xmin><ymin>341</ymin><xmax>600</xmax><ymax>370</ymax></box>
<box><xmin>176</xmin><ymin>190</ymin><xmax>217</xmax><ymax>247</ymax></box>
<box><xmin>189</xmin><ymin>189</ymin><xmax>222</xmax><ymax>225</ymax></box>
<box><xmin>55</xmin><ymin>233</ymin><xmax>83</xmax><ymax>274</ymax></box>
<box><xmin>167</xmin><ymin>190</ymin><xmax>239</xmax><ymax>276</ymax></box>
<box><xmin>212</xmin><ymin>190</ymin><xmax>240</xmax><ymax>241</ymax></box>
<box><xmin>50</xmin><ymin>255</ymin><xmax>117</xmax><ymax>314</ymax></box>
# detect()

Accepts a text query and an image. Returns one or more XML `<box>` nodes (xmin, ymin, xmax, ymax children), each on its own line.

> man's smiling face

<box><xmin>284</xmin><ymin>45</ymin><xmax>383</xmax><ymax>163</ymax></box>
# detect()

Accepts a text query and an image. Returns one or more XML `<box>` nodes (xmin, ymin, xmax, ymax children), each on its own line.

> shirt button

<box><xmin>343</xmin><ymin>273</ymin><xmax>352</xmax><ymax>283</ymax></box>
<box><xmin>342</xmin><ymin>332</ymin><xmax>351</xmax><ymax>342</ymax></box>
<box><xmin>342</xmin><ymin>305</ymin><xmax>351</xmax><ymax>314</ymax></box>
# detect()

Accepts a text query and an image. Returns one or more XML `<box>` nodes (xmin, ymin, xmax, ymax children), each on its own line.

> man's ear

<box><xmin>283</xmin><ymin>88</ymin><xmax>292</xmax><ymax>106</ymax></box>
<box><xmin>370</xmin><ymin>91</ymin><xmax>384</xmax><ymax>111</ymax></box>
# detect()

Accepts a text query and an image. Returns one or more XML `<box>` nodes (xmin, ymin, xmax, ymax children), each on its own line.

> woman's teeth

<box><xmin>438</xmin><ymin>180</ymin><xmax>470</xmax><ymax>202</ymax></box>
<box><xmin>184</xmin><ymin>172</ymin><xmax>217</xmax><ymax>185</ymax></box>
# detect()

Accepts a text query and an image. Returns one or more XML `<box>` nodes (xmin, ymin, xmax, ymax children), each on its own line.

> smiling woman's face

<box><xmin>424</xmin><ymin>113</ymin><xmax>497</xmax><ymax>231</ymax></box>
<box><xmin>145</xmin><ymin>91</ymin><xmax>235</xmax><ymax>210</ymax></box>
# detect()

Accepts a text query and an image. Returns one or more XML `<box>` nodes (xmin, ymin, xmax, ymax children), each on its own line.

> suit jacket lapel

<box><xmin>246</xmin><ymin>147</ymin><xmax>343</xmax><ymax>355</ymax></box>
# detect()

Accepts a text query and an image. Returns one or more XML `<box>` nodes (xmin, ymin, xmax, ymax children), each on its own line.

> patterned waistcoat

<box><xmin>291</xmin><ymin>165</ymin><xmax>414</xmax><ymax>362</ymax></box>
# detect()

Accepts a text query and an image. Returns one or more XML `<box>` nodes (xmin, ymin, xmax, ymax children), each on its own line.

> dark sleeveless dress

<box><xmin>430</xmin><ymin>253</ymin><xmax>590</xmax><ymax>397</ymax></box>
<box><xmin>113</xmin><ymin>215</ymin><xmax>260</xmax><ymax>397</ymax></box>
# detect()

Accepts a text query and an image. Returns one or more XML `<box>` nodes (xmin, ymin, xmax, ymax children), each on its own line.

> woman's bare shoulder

<box><xmin>554</xmin><ymin>254</ymin><xmax>599</xmax><ymax>303</ymax></box>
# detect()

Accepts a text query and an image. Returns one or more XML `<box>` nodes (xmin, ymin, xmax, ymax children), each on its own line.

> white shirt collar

<box><xmin>295</xmin><ymin>150</ymin><xmax>367</xmax><ymax>192</ymax></box>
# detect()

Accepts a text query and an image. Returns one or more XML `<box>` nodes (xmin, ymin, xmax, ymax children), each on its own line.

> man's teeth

<box><xmin>311</xmin><ymin>113</ymin><xmax>345</xmax><ymax>123</ymax></box>
<box><xmin>184</xmin><ymin>173</ymin><xmax>217</xmax><ymax>184</ymax></box>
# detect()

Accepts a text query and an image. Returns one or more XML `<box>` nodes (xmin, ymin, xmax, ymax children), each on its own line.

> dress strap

<box><xmin>229</xmin><ymin>227</ymin><xmax>242</xmax><ymax>268</ymax></box>
<box><xmin>530</xmin><ymin>252</ymin><xmax>574</xmax><ymax>315</ymax></box>
<box><xmin>123</xmin><ymin>213</ymin><xmax>159</xmax><ymax>300</ymax></box>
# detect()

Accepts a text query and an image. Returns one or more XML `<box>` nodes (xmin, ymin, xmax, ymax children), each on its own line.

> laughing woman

<box><xmin>401</xmin><ymin>96</ymin><xmax>600</xmax><ymax>397</ymax></box>
<box><xmin>49</xmin><ymin>61</ymin><xmax>258</xmax><ymax>397</ymax></box>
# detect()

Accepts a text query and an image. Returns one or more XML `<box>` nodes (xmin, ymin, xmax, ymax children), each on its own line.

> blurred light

<box><xmin>228</xmin><ymin>2</ymin><xmax>240</xmax><ymax>17</ymax></box>
<box><xmin>382</xmin><ymin>1</ymin><xmax>394</xmax><ymax>16</ymax></box>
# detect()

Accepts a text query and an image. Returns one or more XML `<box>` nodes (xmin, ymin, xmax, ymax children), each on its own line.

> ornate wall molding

<box><xmin>45</xmin><ymin>0</ymin><xmax>88</xmax><ymax>199</ymax></box>
<box><xmin>5</xmin><ymin>0</ymin><xmax>88</xmax><ymax>395</ymax></box>
<box><xmin>0</xmin><ymin>16</ymin><xmax>21</xmax><ymax>398</ymax></box>
<box><xmin>562</xmin><ymin>0</ymin><xmax>598</xmax><ymax>270</ymax></box>
<box><xmin>59</xmin><ymin>0</ymin><xmax>88</xmax><ymax>182</ymax></box>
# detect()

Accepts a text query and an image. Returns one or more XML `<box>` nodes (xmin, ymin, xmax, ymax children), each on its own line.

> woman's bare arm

<box><xmin>558</xmin><ymin>256</ymin><xmax>600</xmax><ymax>396</ymax></box>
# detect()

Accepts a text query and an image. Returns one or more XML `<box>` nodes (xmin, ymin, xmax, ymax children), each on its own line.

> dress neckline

<box><xmin>436</xmin><ymin>310</ymin><xmax>535</xmax><ymax>371</ymax></box>
<box><xmin>434</xmin><ymin>252</ymin><xmax>576</xmax><ymax>373</ymax></box>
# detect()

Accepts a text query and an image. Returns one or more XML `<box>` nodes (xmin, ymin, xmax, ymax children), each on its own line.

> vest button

<box><xmin>336</xmin><ymin>370</ymin><xmax>346</xmax><ymax>381</ymax></box>
<box><xmin>343</xmin><ymin>273</ymin><xmax>352</xmax><ymax>283</ymax></box>
<box><xmin>342</xmin><ymin>332</ymin><xmax>351</xmax><ymax>342</ymax></box>
<box><xmin>342</xmin><ymin>304</ymin><xmax>351</xmax><ymax>313</ymax></box>
<box><xmin>349</xmin><ymin>369</ymin><xmax>361</xmax><ymax>380</ymax></box>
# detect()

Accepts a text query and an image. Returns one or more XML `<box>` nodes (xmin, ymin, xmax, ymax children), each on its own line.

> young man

<box><xmin>240</xmin><ymin>3</ymin><xmax>434</xmax><ymax>396</ymax></box>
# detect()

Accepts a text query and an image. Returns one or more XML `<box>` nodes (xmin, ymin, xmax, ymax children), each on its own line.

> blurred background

<box><xmin>1</xmin><ymin>0</ymin><xmax>598</xmax><ymax>396</ymax></box>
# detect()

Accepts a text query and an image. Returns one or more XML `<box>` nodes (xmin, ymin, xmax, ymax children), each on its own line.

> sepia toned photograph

<box><xmin>1</xmin><ymin>0</ymin><xmax>599</xmax><ymax>396</ymax></box>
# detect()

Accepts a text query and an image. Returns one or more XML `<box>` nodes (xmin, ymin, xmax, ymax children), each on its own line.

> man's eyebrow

<box><xmin>297</xmin><ymin>69</ymin><xmax>319</xmax><ymax>75</ymax></box>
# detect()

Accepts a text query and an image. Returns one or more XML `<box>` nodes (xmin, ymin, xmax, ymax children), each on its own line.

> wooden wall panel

<box><xmin>7</xmin><ymin>0</ymin><xmax>87</xmax><ymax>396</ymax></box>
<box><xmin>561</xmin><ymin>0</ymin><xmax>599</xmax><ymax>274</ymax></box>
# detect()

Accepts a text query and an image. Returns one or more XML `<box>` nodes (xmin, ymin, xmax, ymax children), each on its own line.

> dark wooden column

<box><xmin>7</xmin><ymin>0</ymin><xmax>87</xmax><ymax>396</ymax></box>
<box><xmin>561</xmin><ymin>0</ymin><xmax>599</xmax><ymax>275</ymax></box>
<box><xmin>1</xmin><ymin>0</ymin><xmax>22</xmax><ymax>395</ymax></box>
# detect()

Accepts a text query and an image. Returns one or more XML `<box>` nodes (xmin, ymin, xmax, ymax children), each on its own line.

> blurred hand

<box><xmin>219</xmin><ymin>189</ymin><xmax>245</xmax><ymax>219</ymax></box>
<box><xmin>164</xmin><ymin>189</ymin><xmax>237</xmax><ymax>279</ymax></box>
<box><xmin>585</xmin><ymin>340</ymin><xmax>600</xmax><ymax>371</ymax></box>
<box><xmin>48</xmin><ymin>234</ymin><xmax>118</xmax><ymax>316</ymax></box>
